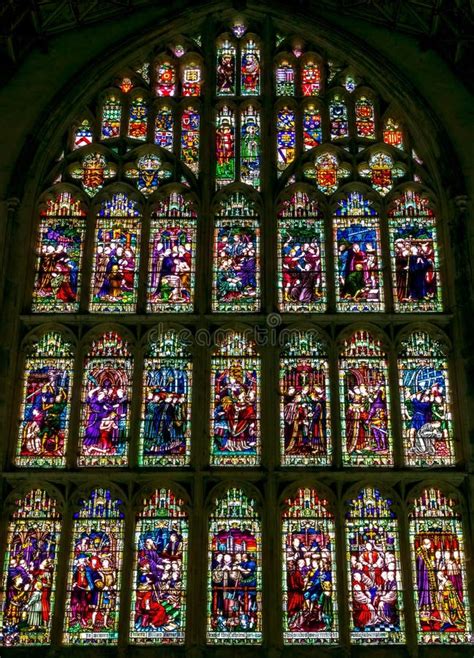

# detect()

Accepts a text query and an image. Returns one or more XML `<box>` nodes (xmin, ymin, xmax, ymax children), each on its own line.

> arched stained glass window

<box><xmin>212</xmin><ymin>192</ymin><xmax>260</xmax><ymax>312</ymax></box>
<box><xmin>148</xmin><ymin>192</ymin><xmax>196</xmax><ymax>312</ymax></box>
<box><xmin>410</xmin><ymin>488</ymin><xmax>471</xmax><ymax>643</ymax></box>
<box><xmin>383</xmin><ymin>117</ymin><xmax>404</xmax><ymax>150</ymax></box>
<box><xmin>329</xmin><ymin>94</ymin><xmax>349</xmax><ymax>140</ymax></box>
<box><xmin>301</xmin><ymin>59</ymin><xmax>321</xmax><ymax>96</ymax></box>
<box><xmin>130</xmin><ymin>489</ymin><xmax>188</xmax><ymax>644</ymax></box>
<box><xmin>240</xmin><ymin>104</ymin><xmax>261</xmax><ymax>189</ymax></box>
<box><xmin>64</xmin><ymin>488</ymin><xmax>124</xmax><ymax>644</ymax></box>
<box><xmin>78</xmin><ymin>331</ymin><xmax>133</xmax><ymax>467</ymax></box>
<box><xmin>4</xmin><ymin>10</ymin><xmax>471</xmax><ymax>654</ymax></box>
<box><xmin>155</xmin><ymin>61</ymin><xmax>176</xmax><ymax>96</ymax></box>
<box><xmin>334</xmin><ymin>192</ymin><xmax>384</xmax><ymax>312</ymax></box>
<box><xmin>180</xmin><ymin>105</ymin><xmax>200</xmax><ymax>173</ymax></box>
<box><xmin>210</xmin><ymin>332</ymin><xmax>260</xmax><ymax>466</ymax></box>
<box><xmin>280</xmin><ymin>331</ymin><xmax>331</xmax><ymax>466</ymax></box>
<box><xmin>207</xmin><ymin>488</ymin><xmax>262</xmax><ymax>643</ymax></box>
<box><xmin>16</xmin><ymin>331</ymin><xmax>74</xmax><ymax>468</ymax></box>
<box><xmin>72</xmin><ymin>118</ymin><xmax>93</xmax><ymax>149</ymax></box>
<box><xmin>276</xmin><ymin>105</ymin><xmax>296</xmax><ymax>172</ymax></box>
<box><xmin>241</xmin><ymin>38</ymin><xmax>261</xmax><ymax>95</ymax></box>
<box><xmin>399</xmin><ymin>330</ymin><xmax>454</xmax><ymax>466</ymax></box>
<box><xmin>303</xmin><ymin>103</ymin><xmax>322</xmax><ymax>150</ymax></box>
<box><xmin>128</xmin><ymin>94</ymin><xmax>148</xmax><ymax>140</ymax></box>
<box><xmin>215</xmin><ymin>105</ymin><xmax>236</xmax><ymax>187</ymax></box>
<box><xmin>140</xmin><ymin>329</ymin><xmax>192</xmax><ymax>466</ymax></box>
<box><xmin>346</xmin><ymin>487</ymin><xmax>405</xmax><ymax>644</ymax></box>
<box><xmin>216</xmin><ymin>37</ymin><xmax>236</xmax><ymax>95</ymax></box>
<box><xmin>275</xmin><ymin>58</ymin><xmax>295</xmax><ymax>96</ymax></box>
<box><xmin>101</xmin><ymin>93</ymin><xmax>122</xmax><ymax>139</ymax></box>
<box><xmin>355</xmin><ymin>96</ymin><xmax>376</xmax><ymax>139</ymax></box>
<box><xmin>278</xmin><ymin>189</ymin><xmax>325</xmax><ymax>312</ymax></box>
<box><xmin>282</xmin><ymin>488</ymin><xmax>338</xmax><ymax>643</ymax></box>
<box><xmin>154</xmin><ymin>104</ymin><xmax>174</xmax><ymax>149</ymax></box>
<box><xmin>0</xmin><ymin>490</ymin><xmax>61</xmax><ymax>646</ymax></box>
<box><xmin>32</xmin><ymin>191</ymin><xmax>87</xmax><ymax>313</ymax></box>
<box><xmin>389</xmin><ymin>189</ymin><xmax>442</xmax><ymax>312</ymax></box>
<box><xmin>340</xmin><ymin>330</ymin><xmax>392</xmax><ymax>466</ymax></box>
<box><xmin>181</xmin><ymin>62</ymin><xmax>202</xmax><ymax>96</ymax></box>
<box><xmin>90</xmin><ymin>193</ymin><xmax>141</xmax><ymax>313</ymax></box>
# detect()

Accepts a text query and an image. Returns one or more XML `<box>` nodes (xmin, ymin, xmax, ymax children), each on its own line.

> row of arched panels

<box><xmin>0</xmin><ymin>483</ymin><xmax>471</xmax><ymax>646</ymax></box>
<box><xmin>14</xmin><ymin>323</ymin><xmax>457</xmax><ymax>469</ymax></box>
<box><xmin>30</xmin><ymin>184</ymin><xmax>444</xmax><ymax>315</ymax></box>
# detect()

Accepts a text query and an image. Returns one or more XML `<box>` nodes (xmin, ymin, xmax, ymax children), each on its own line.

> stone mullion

<box><xmin>261</xmin><ymin>15</ymin><xmax>275</xmax><ymax>314</ymax></box>
<box><xmin>388</xmin><ymin>336</ymin><xmax>404</xmax><ymax>469</ymax></box>
<box><xmin>380</xmin><ymin>201</ymin><xmax>394</xmax><ymax>314</ymax></box>
<box><xmin>78</xmin><ymin>205</ymin><xmax>97</xmax><ymax>313</ymax></box>
<box><xmin>262</xmin><ymin>473</ymin><xmax>280</xmax><ymax>652</ymax></box>
<box><xmin>335</xmin><ymin>482</ymin><xmax>351</xmax><ymax>651</ymax></box>
<box><xmin>329</xmin><ymin>333</ymin><xmax>342</xmax><ymax>469</ymax></box>
<box><xmin>397</xmin><ymin>489</ymin><xmax>418</xmax><ymax>651</ymax></box>
<box><xmin>50</xmin><ymin>492</ymin><xmax>74</xmax><ymax>647</ymax></box>
<box><xmin>195</xmin><ymin>16</ymin><xmax>214</xmax><ymax>316</ymax></box>
<box><xmin>117</xmin><ymin>487</ymin><xmax>135</xmax><ymax>649</ymax></box>
<box><xmin>65</xmin><ymin>333</ymin><xmax>85</xmax><ymax>469</ymax></box>
<box><xmin>187</xmin><ymin>472</ymin><xmax>205</xmax><ymax>650</ymax></box>
<box><xmin>127</xmin><ymin>340</ymin><xmax>143</xmax><ymax>469</ymax></box>
<box><xmin>325</xmin><ymin>201</ymin><xmax>338</xmax><ymax>315</ymax></box>
<box><xmin>135</xmin><ymin>202</ymin><xmax>150</xmax><ymax>314</ymax></box>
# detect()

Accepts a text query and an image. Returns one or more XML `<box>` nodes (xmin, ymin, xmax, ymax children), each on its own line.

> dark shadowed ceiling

<box><xmin>1</xmin><ymin>0</ymin><xmax>473</xmax><ymax>89</ymax></box>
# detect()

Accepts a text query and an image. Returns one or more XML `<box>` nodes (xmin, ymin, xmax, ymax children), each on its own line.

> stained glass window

<box><xmin>303</xmin><ymin>103</ymin><xmax>322</xmax><ymax>150</ymax></box>
<box><xmin>154</xmin><ymin>104</ymin><xmax>174</xmax><ymax>150</ymax></box>
<box><xmin>383</xmin><ymin>117</ymin><xmax>404</xmax><ymax>150</ymax></box>
<box><xmin>207</xmin><ymin>488</ymin><xmax>262</xmax><ymax>643</ymax></box>
<box><xmin>275</xmin><ymin>59</ymin><xmax>295</xmax><ymax>96</ymax></box>
<box><xmin>355</xmin><ymin>96</ymin><xmax>376</xmax><ymax>139</ymax></box>
<box><xmin>216</xmin><ymin>38</ymin><xmax>236</xmax><ymax>95</ymax></box>
<box><xmin>340</xmin><ymin>330</ymin><xmax>392</xmax><ymax>466</ymax></box>
<box><xmin>334</xmin><ymin>192</ymin><xmax>384</xmax><ymax>312</ymax></box>
<box><xmin>278</xmin><ymin>189</ymin><xmax>325</xmax><ymax>312</ymax></box>
<box><xmin>140</xmin><ymin>330</ymin><xmax>192</xmax><ymax>466</ymax></box>
<box><xmin>64</xmin><ymin>488</ymin><xmax>124</xmax><ymax>644</ymax></box>
<box><xmin>181</xmin><ymin>62</ymin><xmax>202</xmax><ymax>96</ymax></box>
<box><xmin>329</xmin><ymin>94</ymin><xmax>349</xmax><ymax>140</ymax></box>
<box><xmin>282</xmin><ymin>488</ymin><xmax>338</xmax><ymax>643</ymax></box>
<box><xmin>301</xmin><ymin>59</ymin><xmax>321</xmax><ymax>96</ymax></box>
<box><xmin>101</xmin><ymin>94</ymin><xmax>122</xmax><ymax>139</ymax></box>
<box><xmin>399</xmin><ymin>330</ymin><xmax>454</xmax><ymax>466</ymax></box>
<box><xmin>16</xmin><ymin>331</ymin><xmax>73</xmax><ymax>468</ymax></box>
<box><xmin>276</xmin><ymin>105</ymin><xmax>296</xmax><ymax>172</ymax></box>
<box><xmin>73</xmin><ymin>118</ymin><xmax>93</xmax><ymax>149</ymax></box>
<box><xmin>210</xmin><ymin>332</ymin><xmax>260</xmax><ymax>466</ymax></box>
<box><xmin>180</xmin><ymin>105</ymin><xmax>200</xmax><ymax>173</ymax></box>
<box><xmin>212</xmin><ymin>192</ymin><xmax>260</xmax><ymax>312</ymax></box>
<box><xmin>78</xmin><ymin>331</ymin><xmax>133</xmax><ymax>467</ymax></box>
<box><xmin>0</xmin><ymin>490</ymin><xmax>61</xmax><ymax>646</ymax></box>
<box><xmin>148</xmin><ymin>192</ymin><xmax>196</xmax><ymax>312</ymax></box>
<box><xmin>389</xmin><ymin>189</ymin><xmax>442</xmax><ymax>312</ymax></box>
<box><xmin>128</xmin><ymin>95</ymin><xmax>148</xmax><ymax>140</ymax></box>
<box><xmin>90</xmin><ymin>193</ymin><xmax>141</xmax><ymax>313</ymax></box>
<box><xmin>240</xmin><ymin>105</ymin><xmax>261</xmax><ymax>189</ymax></box>
<box><xmin>216</xmin><ymin>105</ymin><xmax>235</xmax><ymax>187</ymax></box>
<box><xmin>155</xmin><ymin>61</ymin><xmax>176</xmax><ymax>96</ymax></box>
<box><xmin>32</xmin><ymin>191</ymin><xmax>87</xmax><ymax>313</ymax></box>
<box><xmin>410</xmin><ymin>488</ymin><xmax>471</xmax><ymax>644</ymax></box>
<box><xmin>346</xmin><ymin>487</ymin><xmax>405</xmax><ymax>643</ymax></box>
<box><xmin>280</xmin><ymin>331</ymin><xmax>331</xmax><ymax>466</ymax></box>
<box><xmin>130</xmin><ymin>489</ymin><xmax>188</xmax><ymax>644</ymax></box>
<box><xmin>241</xmin><ymin>38</ymin><xmax>260</xmax><ymax>95</ymax></box>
